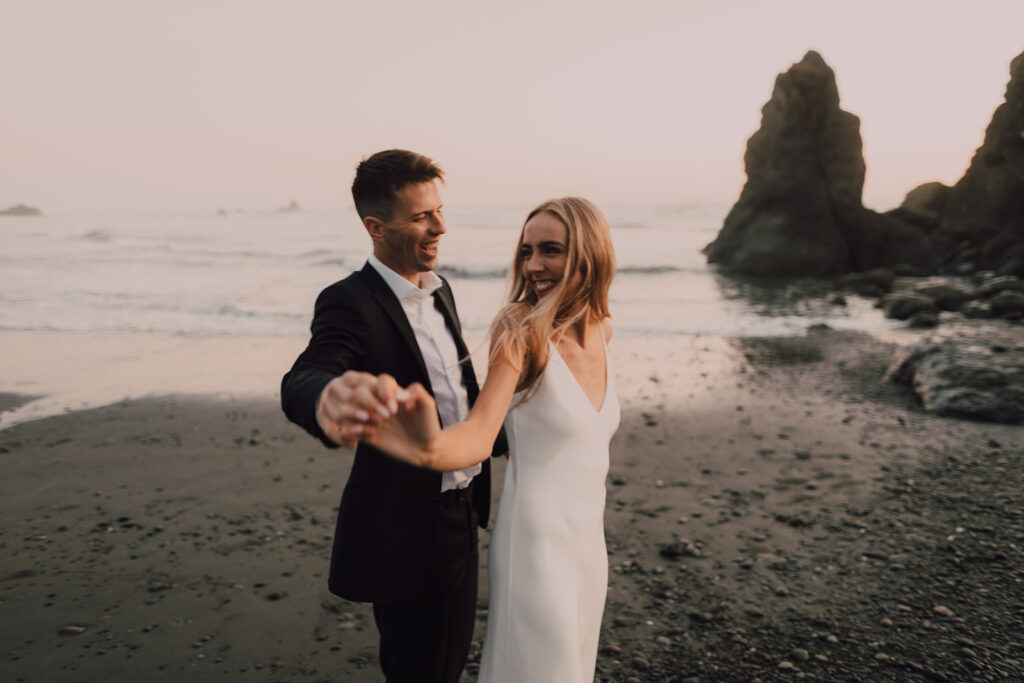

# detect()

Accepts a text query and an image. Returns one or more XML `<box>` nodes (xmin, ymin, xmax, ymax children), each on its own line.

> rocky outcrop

<box><xmin>705</xmin><ymin>51</ymin><xmax>932</xmax><ymax>277</ymax></box>
<box><xmin>886</xmin><ymin>323</ymin><xmax>1024</xmax><ymax>424</ymax></box>
<box><xmin>897</xmin><ymin>276</ymin><xmax>975</xmax><ymax>310</ymax></box>
<box><xmin>884</xmin><ymin>182</ymin><xmax>951</xmax><ymax>234</ymax></box>
<box><xmin>871</xmin><ymin>274</ymin><xmax>1024</xmax><ymax>322</ymax></box>
<box><xmin>934</xmin><ymin>52</ymin><xmax>1024</xmax><ymax>276</ymax></box>
<box><xmin>0</xmin><ymin>204</ymin><xmax>42</xmax><ymax>216</ymax></box>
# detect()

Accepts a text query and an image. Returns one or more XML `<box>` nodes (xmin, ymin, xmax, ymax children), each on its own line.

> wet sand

<box><xmin>1</xmin><ymin>331</ymin><xmax>1021</xmax><ymax>681</ymax></box>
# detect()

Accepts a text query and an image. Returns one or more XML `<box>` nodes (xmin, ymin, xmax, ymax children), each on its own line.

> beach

<box><xmin>2</xmin><ymin>328</ymin><xmax>1021</xmax><ymax>682</ymax></box>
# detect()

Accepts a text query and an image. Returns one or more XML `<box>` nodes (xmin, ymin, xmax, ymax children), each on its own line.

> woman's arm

<box><xmin>365</xmin><ymin>339</ymin><xmax>522</xmax><ymax>471</ymax></box>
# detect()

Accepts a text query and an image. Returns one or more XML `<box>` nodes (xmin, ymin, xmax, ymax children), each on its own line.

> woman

<box><xmin>366</xmin><ymin>196</ymin><xmax>619</xmax><ymax>682</ymax></box>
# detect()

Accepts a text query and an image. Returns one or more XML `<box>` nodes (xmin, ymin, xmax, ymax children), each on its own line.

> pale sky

<box><xmin>3</xmin><ymin>0</ymin><xmax>1023</xmax><ymax>212</ymax></box>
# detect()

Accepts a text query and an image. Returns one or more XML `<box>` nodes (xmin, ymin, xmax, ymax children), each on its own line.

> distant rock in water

<box><xmin>0</xmin><ymin>203</ymin><xmax>42</xmax><ymax>217</ymax></box>
<box><xmin>704</xmin><ymin>51</ymin><xmax>933</xmax><ymax>277</ymax></box>
<box><xmin>278</xmin><ymin>200</ymin><xmax>301</xmax><ymax>213</ymax></box>
<box><xmin>934</xmin><ymin>50</ymin><xmax>1024</xmax><ymax>277</ymax></box>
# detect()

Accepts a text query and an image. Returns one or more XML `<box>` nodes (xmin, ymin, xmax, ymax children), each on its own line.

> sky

<box><xmin>2</xmin><ymin>0</ymin><xmax>1023</xmax><ymax>212</ymax></box>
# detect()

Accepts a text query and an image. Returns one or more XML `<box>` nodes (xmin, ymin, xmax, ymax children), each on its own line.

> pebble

<box><xmin>880</xmin><ymin>617</ymin><xmax>893</xmax><ymax>627</ymax></box>
<box><xmin>58</xmin><ymin>626</ymin><xmax>86</xmax><ymax>635</ymax></box>
<box><xmin>791</xmin><ymin>648</ymin><xmax>810</xmax><ymax>661</ymax></box>
<box><xmin>656</xmin><ymin>636</ymin><xmax>672</xmax><ymax>646</ymax></box>
<box><xmin>632</xmin><ymin>656</ymin><xmax>650</xmax><ymax>670</ymax></box>
<box><xmin>875</xmin><ymin>652</ymin><xmax>891</xmax><ymax>661</ymax></box>
<box><xmin>778</xmin><ymin>660</ymin><xmax>795</xmax><ymax>670</ymax></box>
<box><xmin>757</xmin><ymin>553</ymin><xmax>787</xmax><ymax>569</ymax></box>
<box><xmin>933</xmin><ymin>605</ymin><xmax>955</xmax><ymax>617</ymax></box>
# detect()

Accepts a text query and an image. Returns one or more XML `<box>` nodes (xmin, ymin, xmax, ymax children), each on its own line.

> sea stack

<box><xmin>933</xmin><ymin>50</ymin><xmax>1024</xmax><ymax>276</ymax></box>
<box><xmin>705</xmin><ymin>51</ymin><xmax>932</xmax><ymax>277</ymax></box>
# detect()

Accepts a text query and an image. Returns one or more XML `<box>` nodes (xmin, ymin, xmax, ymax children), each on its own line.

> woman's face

<box><xmin>519</xmin><ymin>212</ymin><xmax>578</xmax><ymax>298</ymax></box>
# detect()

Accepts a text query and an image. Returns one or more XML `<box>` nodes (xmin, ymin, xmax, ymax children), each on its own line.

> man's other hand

<box><xmin>316</xmin><ymin>371</ymin><xmax>402</xmax><ymax>448</ymax></box>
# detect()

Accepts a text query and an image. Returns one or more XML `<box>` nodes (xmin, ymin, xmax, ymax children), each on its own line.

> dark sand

<box><xmin>1</xmin><ymin>331</ymin><xmax>1021</xmax><ymax>682</ymax></box>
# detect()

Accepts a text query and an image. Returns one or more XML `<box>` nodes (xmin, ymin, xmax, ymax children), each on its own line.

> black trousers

<box><xmin>372</xmin><ymin>487</ymin><xmax>479</xmax><ymax>683</ymax></box>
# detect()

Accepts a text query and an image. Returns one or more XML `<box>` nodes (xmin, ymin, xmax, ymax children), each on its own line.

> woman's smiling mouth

<box><xmin>531</xmin><ymin>279</ymin><xmax>555</xmax><ymax>295</ymax></box>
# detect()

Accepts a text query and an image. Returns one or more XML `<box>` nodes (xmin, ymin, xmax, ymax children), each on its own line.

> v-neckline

<box><xmin>550</xmin><ymin>338</ymin><xmax>609</xmax><ymax>413</ymax></box>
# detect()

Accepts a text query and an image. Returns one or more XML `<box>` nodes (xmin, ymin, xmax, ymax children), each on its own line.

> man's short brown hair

<box><xmin>351</xmin><ymin>149</ymin><xmax>444</xmax><ymax>221</ymax></box>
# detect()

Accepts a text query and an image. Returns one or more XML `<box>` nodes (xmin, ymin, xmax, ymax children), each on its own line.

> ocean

<box><xmin>0</xmin><ymin>204</ymin><xmax>896</xmax><ymax>340</ymax></box>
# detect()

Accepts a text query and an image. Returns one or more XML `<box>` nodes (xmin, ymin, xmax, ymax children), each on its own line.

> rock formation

<box><xmin>0</xmin><ymin>204</ymin><xmax>42</xmax><ymax>216</ymax></box>
<box><xmin>884</xmin><ymin>181</ymin><xmax>950</xmax><ymax>234</ymax></box>
<box><xmin>704</xmin><ymin>51</ymin><xmax>933</xmax><ymax>277</ymax></box>
<box><xmin>886</xmin><ymin>323</ymin><xmax>1024</xmax><ymax>424</ymax></box>
<box><xmin>933</xmin><ymin>51</ymin><xmax>1024</xmax><ymax>277</ymax></box>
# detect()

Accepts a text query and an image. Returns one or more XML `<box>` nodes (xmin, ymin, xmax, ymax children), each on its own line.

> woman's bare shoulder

<box><xmin>600</xmin><ymin>317</ymin><xmax>613</xmax><ymax>342</ymax></box>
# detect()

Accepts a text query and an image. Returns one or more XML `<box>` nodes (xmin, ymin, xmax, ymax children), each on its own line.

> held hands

<box><xmin>316</xmin><ymin>371</ymin><xmax>401</xmax><ymax>448</ymax></box>
<box><xmin>315</xmin><ymin>370</ymin><xmax>441</xmax><ymax>465</ymax></box>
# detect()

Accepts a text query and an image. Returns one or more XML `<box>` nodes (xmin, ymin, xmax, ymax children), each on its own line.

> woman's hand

<box><xmin>362</xmin><ymin>382</ymin><xmax>443</xmax><ymax>467</ymax></box>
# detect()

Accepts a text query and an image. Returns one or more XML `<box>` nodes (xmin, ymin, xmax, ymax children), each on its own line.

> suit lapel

<box><xmin>360</xmin><ymin>264</ymin><xmax>432</xmax><ymax>389</ymax></box>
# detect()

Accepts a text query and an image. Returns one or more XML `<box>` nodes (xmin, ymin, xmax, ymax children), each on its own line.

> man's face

<box><xmin>367</xmin><ymin>180</ymin><xmax>446</xmax><ymax>284</ymax></box>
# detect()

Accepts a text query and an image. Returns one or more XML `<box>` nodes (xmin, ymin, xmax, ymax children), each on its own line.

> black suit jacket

<box><xmin>281</xmin><ymin>263</ymin><xmax>504</xmax><ymax>603</ymax></box>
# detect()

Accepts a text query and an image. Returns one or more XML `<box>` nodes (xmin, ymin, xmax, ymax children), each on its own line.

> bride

<box><xmin>361</xmin><ymin>196</ymin><xmax>620</xmax><ymax>682</ymax></box>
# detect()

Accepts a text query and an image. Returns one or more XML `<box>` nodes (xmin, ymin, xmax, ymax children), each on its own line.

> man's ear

<box><xmin>363</xmin><ymin>216</ymin><xmax>385</xmax><ymax>243</ymax></box>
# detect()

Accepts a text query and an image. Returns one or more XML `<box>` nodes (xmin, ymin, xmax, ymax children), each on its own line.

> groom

<box><xmin>281</xmin><ymin>149</ymin><xmax>505</xmax><ymax>682</ymax></box>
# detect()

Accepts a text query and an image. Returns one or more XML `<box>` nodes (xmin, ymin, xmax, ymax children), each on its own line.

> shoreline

<box><xmin>0</xmin><ymin>326</ymin><xmax>914</xmax><ymax>431</ymax></box>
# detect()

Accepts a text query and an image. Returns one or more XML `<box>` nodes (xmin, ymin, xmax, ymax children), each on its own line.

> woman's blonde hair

<box><xmin>489</xmin><ymin>196</ymin><xmax>615</xmax><ymax>399</ymax></box>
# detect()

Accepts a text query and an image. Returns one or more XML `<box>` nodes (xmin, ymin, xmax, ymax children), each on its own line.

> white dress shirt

<box><xmin>367</xmin><ymin>255</ymin><xmax>480</xmax><ymax>491</ymax></box>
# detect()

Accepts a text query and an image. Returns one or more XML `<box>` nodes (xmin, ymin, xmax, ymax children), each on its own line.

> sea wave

<box><xmin>436</xmin><ymin>265</ymin><xmax>509</xmax><ymax>280</ymax></box>
<box><xmin>617</xmin><ymin>265</ymin><xmax>690</xmax><ymax>275</ymax></box>
<box><xmin>435</xmin><ymin>264</ymin><xmax>704</xmax><ymax>279</ymax></box>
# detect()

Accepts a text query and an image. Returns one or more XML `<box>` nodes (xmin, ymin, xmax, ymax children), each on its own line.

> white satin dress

<box><xmin>478</xmin><ymin>339</ymin><xmax>620</xmax><ymax>683</ymax></box>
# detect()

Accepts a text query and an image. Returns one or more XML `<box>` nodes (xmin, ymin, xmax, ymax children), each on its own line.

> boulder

<box><xmin>977</xmin><ymin>275</ymin><xmax>1024</xmax><ymax>297</ymax></box>
<box><xmin>837</xmin><ymin>267</ymin><xmax>895</xmax><ymax>296</ymax></box>
<box><xmin>989</xmin><ymin>290</ymin><xmax>1024</xmax><ymax>318</ymax></box>
<box><xmin>0</xmin><ymin>203</ymin><xmax>42</xmax><ymax>216</ymax></box>
<box><xmin>884</xmin><ymin>181</ymin><xmax>951</xmax><ymax>233</ymax></box>
<box><xmin>886</xmin><ymin>325</ymin><xmax>1024</xmax><ymax>424</ymax></box>
<box><xmin>959</xmin><ymin>301</ymin><xmax>992</xmax><ymax>319</ymax></box>
<box><xmin>907</xmin><ymin>311</ymin><xmax>940</xmax><ymax>329</ymax></box>
<box><xmin>997</xmin><ymin>254</ymin><xmax>1024</xmax><ymax>277</ymax></box>
<box><xmin>854</xmin><ymin>209</ymin><xmax>936</xmax><ymax>272</ymax></box>
<box><xmin>934</xmin><ymin>50</ymin><xmax>1024</xmax><ymax>274</ymax></box>
<box><xmin>882</xmin><ymin>292</ymin><xmax>938</xmax><ymax>320</ymax></box>
<box><xmin>705</xmin><ymin>51</ymin><xmax>933</xmax><ymax>277</ymax></box>
<box><xmin>905</xmin><ymin>277</ymin><xmax>976</xmax><ymax>311</ymax></box>
<box><xmin>902</xmin><ymin>181</ymin><xmax>953</xmax><ymax>217</ymax></box>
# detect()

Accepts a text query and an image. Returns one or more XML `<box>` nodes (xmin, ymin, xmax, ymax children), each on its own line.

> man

<box><xmin>281</xmin><ymin>149</ymin><xmax>504</xmax><ymax>683</ymax></box>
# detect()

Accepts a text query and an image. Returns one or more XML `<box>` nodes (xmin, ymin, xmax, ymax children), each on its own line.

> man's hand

<box><xmin>316</xmin><ymin>371</ymin><xmax>403</xmax><ymax>448</ymax></box>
